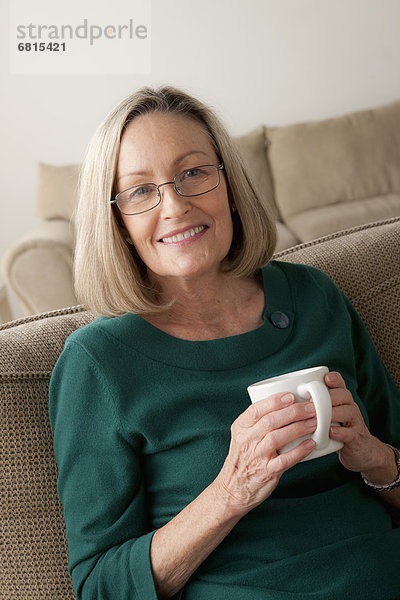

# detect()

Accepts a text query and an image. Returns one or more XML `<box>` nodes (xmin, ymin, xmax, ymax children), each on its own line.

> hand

<box><xmin>214</xmin><ymin>393</ymin><xmax>317</xmax><ymax>517</ymax></box>
<box><xmin>326</xmin><ymin>371</ymin><xmax>393</xmax><ymax>478</ymax></box>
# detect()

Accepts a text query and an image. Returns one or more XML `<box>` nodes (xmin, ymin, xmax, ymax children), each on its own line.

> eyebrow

<box><xmin>117</xmin><ymin>150</ymin><xmax>213</xmax><ymax>182</ymax></box>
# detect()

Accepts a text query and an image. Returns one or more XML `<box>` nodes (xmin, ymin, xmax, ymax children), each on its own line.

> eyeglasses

<box><xmin>111</xmin><ymin>163</ymin><xmax>224</xmax><ymax>215</ymax></box>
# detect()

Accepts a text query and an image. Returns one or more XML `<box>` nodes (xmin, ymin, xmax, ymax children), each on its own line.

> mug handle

<box><xmin>298</xmin><ymin>380</ymin><xmax>331</xmax><ymax>450</ymax></box>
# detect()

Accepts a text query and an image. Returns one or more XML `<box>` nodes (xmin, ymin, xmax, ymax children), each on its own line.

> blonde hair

<box><xmin>74</xmin><ymin>86</ymin><xmax>277</xmax><ymax>316</ymax></box>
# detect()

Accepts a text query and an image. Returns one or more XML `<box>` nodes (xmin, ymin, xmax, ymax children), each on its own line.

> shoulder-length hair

<box><xmin>74</xmin><ymin>85</ymin><xmax>277</xmax><ymax>316</ymax></box>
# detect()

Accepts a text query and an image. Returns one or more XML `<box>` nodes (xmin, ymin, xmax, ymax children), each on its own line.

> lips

<box><xmin>159</xmin><ymin>225</ymin><xmax>207</xmax><ymax>244</ymax></box>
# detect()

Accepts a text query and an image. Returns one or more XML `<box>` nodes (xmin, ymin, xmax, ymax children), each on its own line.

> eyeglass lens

<box><xmin>115</xmin><ymin>165</ymin><xmax>220</xmax><ymax>215</ymax></box>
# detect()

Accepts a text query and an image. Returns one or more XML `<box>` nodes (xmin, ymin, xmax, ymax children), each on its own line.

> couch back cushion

<box><xmin>266</xmin><ymin>100</ymin><xmax>400</xmax><ymax>242</ymax></box>
<box><xmin>233</xmin><ymin>126</ymin><xmax>278</xmax><ymax>219</ymax></box>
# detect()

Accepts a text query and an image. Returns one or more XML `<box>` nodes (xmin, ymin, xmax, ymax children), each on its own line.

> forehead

<box><xmin>117</xmin><ymin>112</ymin><xmax>216</xmax><ymax>175</ymax></box>
<box><xmin>122</xmin><ymin>111</ymin><xmax>211</xmax><ymax>145</ymax></box>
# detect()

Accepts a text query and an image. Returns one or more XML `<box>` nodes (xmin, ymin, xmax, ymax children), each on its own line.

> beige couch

<box><xmin>1</xmin><ymin>217</ymin><xmax>399</xmax><ymax>598</ymax></box>
<box><xmin>2</xmin><ymin>99</ymin><xmax>400</xmax><ymax>317</ymax></box>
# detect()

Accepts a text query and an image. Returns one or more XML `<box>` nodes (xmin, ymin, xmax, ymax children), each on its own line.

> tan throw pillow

<box><xmin>36</xmin><ymin>163</ymin><xmax>80</xmax><ymax>221</ymax></box>
<box><xmin>233</xmin><ymin>126</ymin><xmax>279</xmax><ymax>219</ymax></box>
<box><xmin>266</xmin><ymin>101</ymin><xmax>400</xmax><ymax>242</ymax></box>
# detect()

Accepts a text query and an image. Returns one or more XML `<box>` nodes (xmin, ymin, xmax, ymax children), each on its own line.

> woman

<box><xmin>49</xmin><ymin>86</ymin><xmax>400</xmax><ymax>600</ymax></box>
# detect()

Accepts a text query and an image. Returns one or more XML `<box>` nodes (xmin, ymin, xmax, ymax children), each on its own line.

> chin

<box><xmin>152</xmin><ymin>258</ymin><xmax>222</xmax><ymax>281</ymax></box>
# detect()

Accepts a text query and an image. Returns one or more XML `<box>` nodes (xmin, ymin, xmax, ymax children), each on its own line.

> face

<box><xmin>115</xmin><ymin>112</ymin><xmax>233</xmax><ymax>287</ymax></box>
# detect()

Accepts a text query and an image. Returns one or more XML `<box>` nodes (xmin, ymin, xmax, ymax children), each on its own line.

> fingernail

<box><xmin>327</xmin><ymin>372</ymin><xmax>339</xmax><ymax>383</ymax></box>
<box><xmin>281</xmin><ymin>393</ymin><xmax>294</xmax><ymax>404</ymax></box>
<box><xmin>305</xmin><ymin>402</ymin><xmax>315</xmax><ymax>413</ymax></box>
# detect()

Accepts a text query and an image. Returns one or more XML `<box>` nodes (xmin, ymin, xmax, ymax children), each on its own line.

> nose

<box><xmin>158</xmin><ymin>183</ymin><xmax>191</xmax><ymax>218</ymax></box>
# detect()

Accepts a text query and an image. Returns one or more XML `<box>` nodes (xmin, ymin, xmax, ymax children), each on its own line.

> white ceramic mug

<box><xmin>247</xmin><ymin>366</ymin><xmax>344</xmax><ymax>461</ymax></box>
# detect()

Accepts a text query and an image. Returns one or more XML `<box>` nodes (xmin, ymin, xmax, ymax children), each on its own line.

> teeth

<box><xmin>161</xmin><ymin>225</ymin><xmax>205</xmax><ymax>244</ymax></box>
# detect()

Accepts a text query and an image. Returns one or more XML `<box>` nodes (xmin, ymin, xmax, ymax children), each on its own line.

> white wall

<box><xmin>1</xmin><ymin>0</ymin><xmax>400</xmax><ymax>318</ymax></box>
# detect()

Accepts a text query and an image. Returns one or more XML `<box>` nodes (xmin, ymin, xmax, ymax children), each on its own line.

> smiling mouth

<box><xmin>160</xmin><ymin>225</ymin><xmax>207</xmax><ymax>244</ymax></box>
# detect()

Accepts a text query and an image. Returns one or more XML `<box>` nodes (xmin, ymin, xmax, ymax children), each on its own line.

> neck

<box><xmin>145</xmin><ymin>269</ymin><xmax>264</xmax><ymax>338</ymax></box>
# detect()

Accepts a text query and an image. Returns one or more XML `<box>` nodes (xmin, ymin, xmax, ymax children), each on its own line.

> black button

<box><xmin>270</xmin><ymin>311</ymin><xmax>290</xmax><ymax>329</ymax></box>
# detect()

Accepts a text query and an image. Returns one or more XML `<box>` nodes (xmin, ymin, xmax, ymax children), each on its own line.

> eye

<box><xmin>127</xmin><ymin>185</ymin><xmax>153</xmax><ymax>199</ymax></box>
<box><xmin>181</xmin><ymin>167</ymin><xmax>203</xmax><ymax>180</ymax></box>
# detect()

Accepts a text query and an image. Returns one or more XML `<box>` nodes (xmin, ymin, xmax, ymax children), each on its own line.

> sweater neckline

<box><xmin>102</xmin><ymin>261</ymin><xmax>295</xmax><ymax>371</ymax></box>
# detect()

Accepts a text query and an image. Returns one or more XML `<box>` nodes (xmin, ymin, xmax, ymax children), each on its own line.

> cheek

<box><xmin>121</xmin><ymin>216</ymin><xmax>156</xmax><ymax>250</ymax></box>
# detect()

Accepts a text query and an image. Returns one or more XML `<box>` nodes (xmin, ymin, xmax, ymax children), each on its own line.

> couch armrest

<box><xmin>1</xmin><ymin>220</ymin><xmax>77</xmax><ymax>316</ymax></box>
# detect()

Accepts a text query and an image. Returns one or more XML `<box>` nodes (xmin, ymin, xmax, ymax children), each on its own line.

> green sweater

<box><xmin>49</xmin><ymin>261</ymin><xmax>400</xmax><ymax>600</ymax></box>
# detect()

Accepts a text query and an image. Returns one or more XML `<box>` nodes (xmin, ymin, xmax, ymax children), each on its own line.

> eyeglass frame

<box><xmin>110</xmin><ymin>163</ymin><xmax>224</xmax><ymax>215</ymax></box>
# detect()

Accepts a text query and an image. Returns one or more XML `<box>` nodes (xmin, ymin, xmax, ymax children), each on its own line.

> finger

<box><xmin>237</xmin><ymin>393</ymin><xmax>296</xmax><ymax>428</ymax></box>
<box><xmin>259</xmin><ymin>417</ymin><xmax>317</xmax><ymax>456</ymax></box>
<box><xmin>329</xmin><ymin>387</ymin><xmax>354</xmax><ymax>407</ymax></box>
<box><xmin>325</xmin><ymin>371</ymin><xmax>346</xmax><ymax>389</ymax></box>
<box><xmin>237</xmin><ymin>400</ymin><xmax>316</xmax><ymax>446</ymax></box>
<box><xmin>331</xmin><ymin>403</ymin><xmax>358</xmax><ymax>424</ymax></box>
<box><xmin>267</xmin><ymin>439</ymin><xmax>316</xmax><ymax>476</ymax></box>
<box><xmin>330</xmin><ymin>424</ymin><xmax>353</xmax><ymax>444</ymax></box>
<box><xmin>255</xmin><ymin>400</ymin><xmax>316</xmax><ymax>436</ymax></box>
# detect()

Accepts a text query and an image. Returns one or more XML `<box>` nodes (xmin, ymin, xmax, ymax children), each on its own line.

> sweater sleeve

<box><xmin>49</xmin><ymin>339</ymin><xmax>159</xmax><ymax>600</ymax></box>
<box><xmin>304</xmin><ymin>263</ymin><xmax>400</xmax><ymax>447</ymax></box>
<box><xmin>343</xmin><ymin>294</ymin><xmax>400</xmax><ymax>449</ymax></box>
